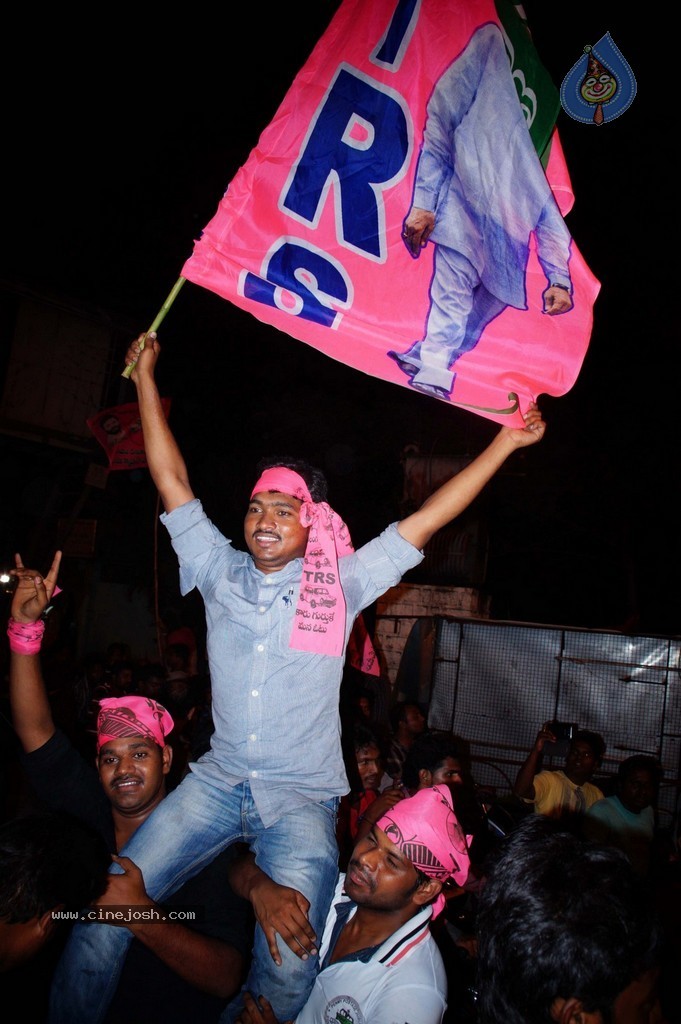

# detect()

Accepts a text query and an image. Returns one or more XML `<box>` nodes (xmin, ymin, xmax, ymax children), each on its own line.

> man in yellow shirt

<box><xmin>514</xmin><ymin>725</ymin><xmax>605</xmax><ymax>819</ymax></box>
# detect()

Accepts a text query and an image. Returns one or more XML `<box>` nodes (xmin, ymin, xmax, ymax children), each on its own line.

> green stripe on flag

<box><xmin>495</xmin><ymin>0</ymin><xmax>560</xmax><ymax>166</ymax></box>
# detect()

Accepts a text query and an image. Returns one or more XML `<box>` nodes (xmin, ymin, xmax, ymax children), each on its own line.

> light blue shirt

<box><xmin>583</xmin><ymin>795</ymin><xmax>655</xmax><ymax>877</ymax></box>
<box><xmin>161</xmin><ymin>500</ymin><xmax>423</xmax><ymax>826</ymax></box>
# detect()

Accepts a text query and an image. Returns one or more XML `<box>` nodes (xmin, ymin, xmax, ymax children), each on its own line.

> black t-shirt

<box><xmin>20</xmin><ymin>730</ymin><xmax>254</xmax><ymax>1024</ymax></box>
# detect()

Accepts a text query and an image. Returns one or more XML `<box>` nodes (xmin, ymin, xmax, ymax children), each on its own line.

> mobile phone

<box><xmin>548</xmin><ymin>720</ymin><xmax>576</xmax><ymax>741</ymax></box>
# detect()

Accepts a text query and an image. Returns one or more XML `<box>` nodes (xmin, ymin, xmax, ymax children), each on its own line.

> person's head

<box><xmin>390</xmin><ymin>701</ymin><xmax>427</xmax><ymax>743</ymax></box>
<box><xmin>82</xmin><ymin>652</ymin><xmax>106</xmax><ymax>689</ymax></box>
<box><xmin>165</xmin><ymin>642</ymin><xmax>191</xmax><ymax>676</ymax></box>
<box><xmin>162</xmin><ymin>675</ymin><xmax>204</xmax><ymax>728</ymax></box>
<box><xmin>352</xmin><ymin>722</ymin><xmax>383</xmax><ymax>792</ymax></box>
<box><xmin>346</xmin><ymin>785</ymin><xmax>470</xmax><ymax>923</ymax></box>
<box><xmin>402</xmin><ymin>730</ymin><xmax>464</xmax><ymax>794</ymax></box>
<box><xmin>0</xmin><ymin>811</ymin><xmax>109</xmax><ymax>972</ymax></box>
<box><xmin>95</xmin><ymin>696</ymin><xmax>174</xmax><ymax>817</ymax></box>
<box><xmin>616</xmin><ymin>755</ymin><xmax>662</xmax><ymax>815</ymax></box>
<box><xmin>564</xmin><ymin>729</ymin><xmax>606</xmax><ymax>786</ymax></box>
<box><xmin>245</xmin><ymin>456</ymin><xmax>328</xmax><ymax>573</ymax></box>
<box><xmin>476</xmin><ymin>815</ymin><xmax>663</xmax><ymax>1024</ymax></box>
<box><xmin>254</xmin><ymin>456</ymin><xmax>329</xmax><ymax>504</ymax></box>
<box><xmin>108</xmin><ymin>660</ymin><xmax>136</xmax><ymax>695</ymax></box>
<box><xmin>353</xmin><ymin>686</ymin><xmax>374</xmax><ymax>721</ymax></box>
<box><xmin>136</xmin><ymin>662</ymin><xmax>166</xmax><ymax>699</ymax></box>
<box><xmin>105</xmin><ymin>641</ymin><xmax>130</xmax><ymax>667</ymax></box>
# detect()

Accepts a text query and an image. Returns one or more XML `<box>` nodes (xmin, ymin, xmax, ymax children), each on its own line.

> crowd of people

<box><xmin>3</xmin><ymin>592</ymin><xmax>679</xmax><ymax>1024</ymax></box>
<box><xmin>2</xmin><ymin>582</ymin><xmax>680</xmax><ymax>1024</ymax></box>
<box><xmin>1</xmin><ymin>332</ymin><xmax>679</xmax><ymax>1023</ymax></box>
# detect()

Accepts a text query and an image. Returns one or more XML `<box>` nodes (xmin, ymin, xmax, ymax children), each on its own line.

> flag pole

<box><xmin>121</xmin><ymin>276</ymin><xmax>187</xmax><ymax>379</ymax></box>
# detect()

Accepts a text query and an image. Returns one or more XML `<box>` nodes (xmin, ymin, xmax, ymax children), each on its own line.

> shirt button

<box><xmin>249</xmin><ymin>734</ymin><xmax>256</xmax><ymax>741</ymax></box>
<box><xmin>258</xmin><ymin>605</ymin><xmax>266</xmax><ymax>613</ymax></box>
<box><xmin>256</xmin><ymin>644</ymin><xmax>264</xmax><ymax>652</ymax></box>
<box><xmin>251</xmin><ymin>770</ymin><xmax>258</xmax><ymax>778</ymax></box>
<box><xmin>251</xmin><ymin>690</ymin><xmax>259</xmax><ymax>697</ymax></box>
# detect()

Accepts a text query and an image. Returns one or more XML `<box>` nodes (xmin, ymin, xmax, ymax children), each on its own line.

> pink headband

<box><xmin>375</xmin><ymin>784</ymin><xmax>471</xmax><ymax>917</ymax></box>
<box><xmin>97</xmin><ymin>696</ymin><xmax>174</xmax><ymax>752</ymax></box>
<box><xmin>251</xmin><ymin>467</ymin><xmax>378</xmax><ymax>672</ymax></box>
<box><xmin>251</xmin><ymin>467</ymin><xmax>312</xmax><ymax>504</ymax></box>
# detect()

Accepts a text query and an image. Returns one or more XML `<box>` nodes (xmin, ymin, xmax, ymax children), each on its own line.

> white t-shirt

<box><xmin>295</xmin><ymin>875</ymin><xmax>447</xmax><ymax>1024</ymax></box>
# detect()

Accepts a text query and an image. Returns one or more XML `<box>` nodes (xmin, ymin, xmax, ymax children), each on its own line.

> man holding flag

<box><xmin>49</xmin><ymin>331</ymin><xmax>545</xmax><ymax>1024</ymax></box>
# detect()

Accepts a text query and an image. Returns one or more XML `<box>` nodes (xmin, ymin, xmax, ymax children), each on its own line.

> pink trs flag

<box><xmin>182</xmin><ymin>0</ymin><xmax>600</xmax><ymax>427</ymax></box>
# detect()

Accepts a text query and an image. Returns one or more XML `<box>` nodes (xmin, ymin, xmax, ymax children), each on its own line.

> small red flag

<box><xmin>87</xmin><ymin>400</ymin><xmax>171</xmax><ymax>471</ymax></box>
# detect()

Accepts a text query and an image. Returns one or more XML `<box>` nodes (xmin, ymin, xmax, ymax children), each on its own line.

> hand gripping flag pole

<box><xmin>121</xmin><ymin>276</ymin><xmax>187</xmax><ymax>380</ymax></box>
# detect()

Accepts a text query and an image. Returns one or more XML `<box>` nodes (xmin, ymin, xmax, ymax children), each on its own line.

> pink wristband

<box><xmin>7</xmin><ymin>617</ymin><xmax>45</xmax><ymax>654</ymax></box>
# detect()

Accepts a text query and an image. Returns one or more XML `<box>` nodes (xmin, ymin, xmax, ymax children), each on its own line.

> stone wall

<box><xmin>374</xmin><ymin>582</ymin><xmax>491</xmax><ymax>685</ymax></box>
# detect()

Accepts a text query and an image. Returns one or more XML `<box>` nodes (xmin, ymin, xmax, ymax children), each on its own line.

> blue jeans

<box><xmin>48</xmin><ymin>777</ymin><xmax>339</xmax><ymax>1023</ymax></box>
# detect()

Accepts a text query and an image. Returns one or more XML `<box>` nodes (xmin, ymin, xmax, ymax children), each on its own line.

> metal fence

<box><xmin>427</xmin><ymin>617</ymin><xmax>681</xmax><ymax>832</ymax></box>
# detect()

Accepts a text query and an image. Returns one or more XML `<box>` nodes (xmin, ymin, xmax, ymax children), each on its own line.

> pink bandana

<box><xmin>375</xmin><ymin>784</ymin><xmax>471</xmax><ymax>918</ymax></box>
<box><xmin>251</xmin><ymin>468</ymin><xmax>378</xmax><ymax>673</ymax></box>
<box><xmin>97</xmin><ymin>696</ymin><xmax>174</xmax><ymax>751</ymax></box>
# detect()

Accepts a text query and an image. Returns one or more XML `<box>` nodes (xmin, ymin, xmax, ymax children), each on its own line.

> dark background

<box><xmin>1</xmin><ymin>2</ymin><xmax>676</xmax><ymax>637</ymax></box>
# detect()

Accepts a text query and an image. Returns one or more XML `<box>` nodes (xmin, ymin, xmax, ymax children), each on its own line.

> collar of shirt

<box><xmin>321</xmin><ymin>877</ymin><xmax>433</xmax><ymax>970</ymax></box>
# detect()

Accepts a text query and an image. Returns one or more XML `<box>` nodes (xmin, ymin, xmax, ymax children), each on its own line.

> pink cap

<box><xmin>97</xmin><ymin>696</ymin><xmax>174</xmax><ymax>751</ymax></box>
<box><xmin>375</xmin><ymin>785</ymin><xmax>471</xmax><ymax>915</ymax></box>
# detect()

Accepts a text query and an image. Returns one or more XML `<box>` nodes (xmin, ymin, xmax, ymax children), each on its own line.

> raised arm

<box><xmin>123</xmin><ymin>332</ymin><xmax>194</xmax><ymax>513</ymax></box>
<box><xmin>354</xmin><ymin>787</ymin><xmax>406</xmax><ymax>843</ymax></box>
<box><xmin>8</xmin><ymin>551</ymin><xmax>62</xmax><ymax>752</ymax></box>
<box><xmin>513</xmin><ymin>723</ymin><xmax>556</xmax><ymax>800</ymax></box>
<box><xmin>397</xmin><ymin>403</ymin><xmax>545</xmax><ymax>551</ymax></box>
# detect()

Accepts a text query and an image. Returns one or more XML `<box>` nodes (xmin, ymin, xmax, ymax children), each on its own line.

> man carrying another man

<box><xmin>7</xmin><ymin>553</ymin><xmax>254</xmax><ymax>1023</ymax></box>
<box><xmin>233</xmin><ymin>784</ymin><xmax>470</xmax><ymax>1024</ymax></box>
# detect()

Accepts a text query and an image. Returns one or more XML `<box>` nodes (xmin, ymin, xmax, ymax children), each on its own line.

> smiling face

<box><xmin>97</xmin><ymin>736</ymin><xmax>170</xmax><ymax>816</ymax></box>
<box><xmin>244</xmin><ymin>491</ymin><xmax>310</xmax><ymax>573</ymax></box>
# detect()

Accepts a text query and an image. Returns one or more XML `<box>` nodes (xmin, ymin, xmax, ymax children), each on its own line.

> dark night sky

<box><xmin>1</xmin><ymin>3</ymin><xmax>677</xmax><ymax>636</ymax></box>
